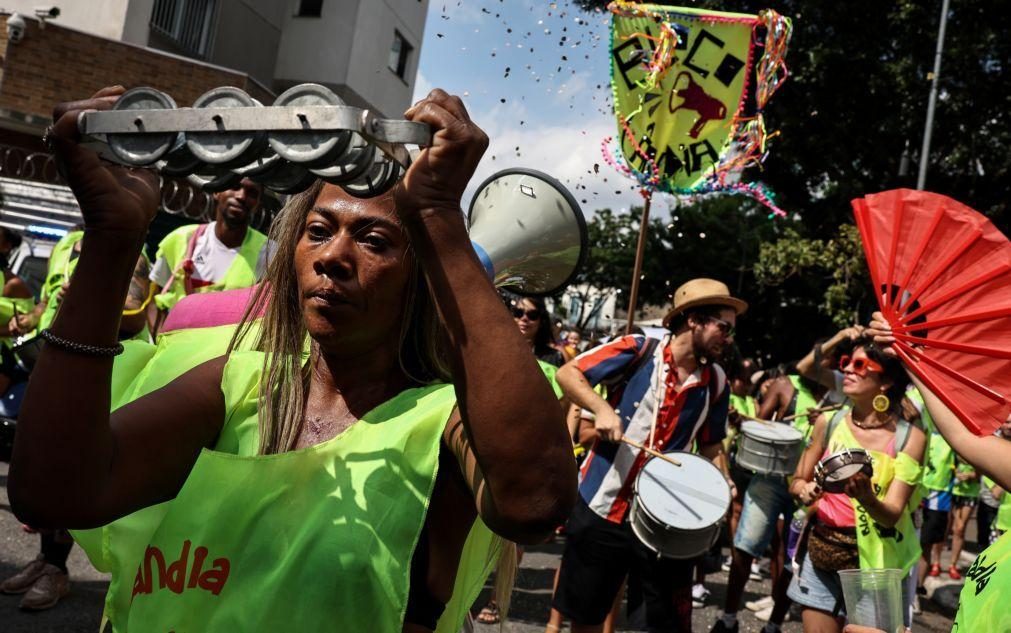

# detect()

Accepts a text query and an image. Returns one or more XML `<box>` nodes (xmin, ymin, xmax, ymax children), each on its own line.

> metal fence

<box><xmin>150</xmin><ymin>0</ymin><xmax>218</xmax><ymax>58</ymax></box>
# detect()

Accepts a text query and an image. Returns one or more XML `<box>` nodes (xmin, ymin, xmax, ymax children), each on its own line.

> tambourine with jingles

<box><xmin>76</xmin><ymin>84</ymin><xmax>432</xmax><ymax>197</ymax></box>
<box><xmin>814</xmin><ymin>447</ymin><xmax>873</xmax><ymax>493</ymax></box>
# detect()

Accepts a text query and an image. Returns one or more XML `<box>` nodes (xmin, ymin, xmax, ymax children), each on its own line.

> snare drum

<box><xmin>630</xmin><ymin>452</ymin><xmax>731</xmax><ymax>559</ymax></box>
<box><xmin>735</xmin><ymin>421</ymin><xmax>803</xmax><ymax>476</ymax></box>
<box><xmin>815</xmin><ymin>448</ymin><xmax>873</xmax><ymax>493</ymax></box>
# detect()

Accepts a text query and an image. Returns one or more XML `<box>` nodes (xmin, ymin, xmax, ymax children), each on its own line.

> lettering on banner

<box><xmin>132</xmin><ymin>540</ymin><xmax>231</xmax><ymax>599</ymax></box>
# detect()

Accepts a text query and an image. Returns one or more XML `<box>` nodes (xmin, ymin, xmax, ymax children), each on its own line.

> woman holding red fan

<box><xmin>786</xmin><ymin>338</ymin><xmax>926</xmax><ymax>633</ymax></box>
<box><xmin>870</xmin><ymin>313</ymin><xmax>1011</xmax><ymax>633</ymax></box>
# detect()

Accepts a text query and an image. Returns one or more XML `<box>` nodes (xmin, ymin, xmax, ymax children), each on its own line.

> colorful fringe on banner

<box><xmin>605</xmin><ymin>2</ymin><xmax>791</xmax><ymax>217</ymax></box>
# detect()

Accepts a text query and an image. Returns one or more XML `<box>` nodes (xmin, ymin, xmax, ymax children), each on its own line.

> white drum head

<box><xmin>824</xmin><ymin>462</ymin><xmax>866</xmax><ymax>482</ymax></box>
<box><xmin>635</xmin><ymin>453</ymin><xmax>730</xmax><ymax>530</ymax></box>
<box><xmin>741</xmin><ymin>420</ymin><xmax>803</xmax><ymax>442</ymax></box>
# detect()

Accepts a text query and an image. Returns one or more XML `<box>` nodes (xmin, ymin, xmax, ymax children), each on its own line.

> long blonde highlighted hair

<box><xmin>230</xmin><ymin>180</ymin><xmax>452</xmax><ymax>455</ymax></box>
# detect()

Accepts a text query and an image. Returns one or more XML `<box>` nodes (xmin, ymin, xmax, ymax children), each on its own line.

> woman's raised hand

<box><xmin>394</xmin><ymin>89</ymin><xmax>488</xmax><ymax>219</ymax></box>
<box><xmin>49</xmin><ymin>86</ymin><xmax>160</xmax><ymax>236</ymax></box>
<box><xmin>866</xmin><ymin>311</ymin><xmax>897</xmax><ymax>358</ymax></box>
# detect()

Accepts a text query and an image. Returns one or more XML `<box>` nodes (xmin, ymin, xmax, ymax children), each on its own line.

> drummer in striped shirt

<box><xmin>551</xmin><ymin>278</ymin><xmax>744</xmax><ymax>633</ymax></box>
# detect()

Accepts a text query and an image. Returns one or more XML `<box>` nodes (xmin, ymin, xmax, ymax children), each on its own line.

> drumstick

<box><xmin>739</xmin><ymin>403</ymin><xmax>843</xmax><ymax>425</ymax></box>
<box><xmin>621</xmin><ymin>436</ymin><xmax>681</xmax><ymax>467</ymax></box>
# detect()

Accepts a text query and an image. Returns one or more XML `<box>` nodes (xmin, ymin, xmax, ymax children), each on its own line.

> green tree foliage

<box><xmin>571</xmin><ymin>0</ymin><xmax>1009</xmax><ymax>364</ymax></box>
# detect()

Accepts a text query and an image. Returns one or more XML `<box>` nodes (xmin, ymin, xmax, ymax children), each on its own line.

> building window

<box><xmin>388</xmin><ymin>31</ymin><xmax>413</xmax><ymax>79</ymax></box>
<box><xmin>150</xmin><ymin>0</ymin><xmax>218</xmax><ymax>58</ymax></box>
<box><xmin>296</xmin><ymin>0</ymin><xmax>323</xmax><ymax>17</ymax></box>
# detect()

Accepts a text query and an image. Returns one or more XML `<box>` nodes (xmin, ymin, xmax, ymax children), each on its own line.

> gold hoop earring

<box><xmin>872</xmin><ymin>394</ymin><xmax>890</xmax><ymax>413</ymax></box>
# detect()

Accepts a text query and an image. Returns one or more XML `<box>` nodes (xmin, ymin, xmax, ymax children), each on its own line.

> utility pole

<box><xmin>917</xmin><ymin>0</ymin><xmax>951</xmax><ymax>190</ymax></box>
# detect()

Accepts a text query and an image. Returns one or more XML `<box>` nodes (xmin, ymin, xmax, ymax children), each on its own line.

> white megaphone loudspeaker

<box><xmin>468</xmin><ymin>168</ymin><xmax>588</xmax><ymax>296</ymax></box>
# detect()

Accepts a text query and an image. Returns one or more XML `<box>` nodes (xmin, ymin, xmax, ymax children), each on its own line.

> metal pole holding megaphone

<box><xmin>625</xmin><ymin>191</ymin><xmax>653</xmax><ymax>335</ymax></box>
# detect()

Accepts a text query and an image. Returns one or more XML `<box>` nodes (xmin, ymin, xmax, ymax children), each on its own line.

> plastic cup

<box><xmin>838</xmin><ymin>568</ymin><xmax>904</xmax><ymax>633</ymax></box>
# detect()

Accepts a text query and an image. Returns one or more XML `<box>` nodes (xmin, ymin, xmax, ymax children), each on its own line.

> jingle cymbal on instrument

<box><xmin>106</xmin><ymin>87</ymin><xmax>179</xmax><ymax>166</ymax></box>
<box><xmin>188</xmin><ymin>165</ymin><xmax>242</xmax><ymax>193</ymax></box>
<box><xmin>342</xmin><ymin>156</ymin><xmax>403</xmax><ymax>199</ymax></box>
<box><xmin>310</xmin><ymin>133</ymin><xmax>377</xmax><ymax>185</ymax></box>
<box><xmin>255</xmin><ymin>158</ymin><xmax>316</xmax><ymax>195</ymax></box>
<box><xmin>267</xmin><ymin>83</ymin><xmax>352</xmax><ymax>168</ymax></box>
<box><xmin>186</xmin><ymin>87</ymin><xmax>267</xmax><ymax>168</ymax></box>
<box><xmin>815</xmin><ymin>448</ymin><xmax>873</xmax><ymax>494</ymax></box>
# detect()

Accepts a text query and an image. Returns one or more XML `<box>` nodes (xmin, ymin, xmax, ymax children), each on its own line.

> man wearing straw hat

<box><xmin>552</xmin><ymin>278</ymin><xmax>745</xmax><ymax>633</ymax></box>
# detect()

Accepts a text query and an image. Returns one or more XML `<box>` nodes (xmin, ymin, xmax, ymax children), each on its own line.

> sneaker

<box><xmin>749</xmin><ymin>561</ymin><xmax>763</xmax><ymax>581</ymax></box>
<box><xmin>912</xmin><ymin>594</ymin><xmax>922</xmax><ymax>615</ymax></box>
<box><xmin>19</xmin><ymin>565</ymin><xmax>69</xmax><ymax>611</ymax></box>
<box><xmin>948</xmin><ymin>566</ymin><xmax>962</xmax><ymax>580</ymax></box>
<box><xmin>710</xmin><ymin>619</ymin><xmax>739</xmax><ymax>633</ymax></box>
<box><xmin>928</xmin><ymin>563</ymin><xmax>941</xmax><ymax>577</ymax></box>
<box><xmin>721</xmin><ymin>556</ymin><xmax>732</xmax><ymax>572</ymax></box>
<box><xmin>746</xmin><ymin>595</ymin><xmax>774</xmax><ymax>612</ymax></box>
<box><xmin>692</xmin><ymin>583</ymin><xmax>710</xmax><ymax>608</ymax></box>
<box><xmin>755</xmin><ymin>605</ymin><xmax>773</xmax><ymax>622</ymax></box>
<box><xmin>0</xmin><ymin>555</ymin><xmax>47</xmax><ymax>595</ymax></box>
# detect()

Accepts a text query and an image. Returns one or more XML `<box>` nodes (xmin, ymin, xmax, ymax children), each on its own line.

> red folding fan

<box><xmin>853</xmin><ymin>189</ymin><xmax>1011</xmax><ymax>436</ymax></box>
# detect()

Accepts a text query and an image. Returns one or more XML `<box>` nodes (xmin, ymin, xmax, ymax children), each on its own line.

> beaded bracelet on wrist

<box><xmin>39</xmin><ymin>328</ymin><xmax>124</xmax><ymax>357</ymax></box>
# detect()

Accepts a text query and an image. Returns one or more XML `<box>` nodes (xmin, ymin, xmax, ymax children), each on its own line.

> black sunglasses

<box><xmin>511</xmin><ymin>307</ymin><xmax>542</xmax><ymax>321</ymax></box>
<box><xmin>708</xmin><ymin>316</ymin><xmax>736</xmax><ymax>338</ymax></box>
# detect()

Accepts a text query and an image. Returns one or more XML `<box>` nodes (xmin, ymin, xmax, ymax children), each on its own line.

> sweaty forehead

<box><xmin>313</xmin><ymin>184</ymin><xmax>399</xmax><ymax>225</ymax></box>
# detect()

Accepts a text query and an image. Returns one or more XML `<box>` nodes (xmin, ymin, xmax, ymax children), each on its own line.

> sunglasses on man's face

<box><xmin>511</xmin><ymin>307</ymin><xmax>542</xmax><ymax>321</ymax></box>
<box><xmin>839</xmin><ymin>354</ymin><xmax>884</xmax><ymax>377</ymax></box>
<box><xmin>708</xmin><ymin>316</ymin><xmax>736</xmax><ymax>338</ymax></box>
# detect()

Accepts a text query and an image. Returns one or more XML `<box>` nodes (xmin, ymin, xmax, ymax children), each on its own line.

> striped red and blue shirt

<box><xmin>575</xmin><ymin>334</ymin><xmax>729</xmax><ymax>523</ymax></box>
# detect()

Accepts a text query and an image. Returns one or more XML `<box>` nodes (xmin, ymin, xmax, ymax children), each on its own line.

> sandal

<box><xmin>477</xmin><ymin>600</ymin><xmax>501</xmax><ymax>624</ymax></box>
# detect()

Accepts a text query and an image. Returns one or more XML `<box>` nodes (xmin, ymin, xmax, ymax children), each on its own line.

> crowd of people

<box><xmin>0</xmin><ymin>85</ymin><xmax>1009</xmax><ymax>633</ymax></box>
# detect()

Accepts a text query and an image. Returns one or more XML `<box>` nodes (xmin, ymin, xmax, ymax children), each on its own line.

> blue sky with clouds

<box><xmin>412</xmin><ymin>0</ymin><xmax>653</xmax><ymax>216</ymax></box>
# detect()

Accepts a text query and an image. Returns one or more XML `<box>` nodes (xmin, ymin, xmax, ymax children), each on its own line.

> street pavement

<box><xmin>0</xmin><ymin>461</ymin><xmax>960</xmax><ymax>631</ymax></box>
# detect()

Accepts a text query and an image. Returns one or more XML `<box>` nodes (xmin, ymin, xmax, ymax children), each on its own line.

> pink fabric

<box><xmin>815</xmin><ymin>436</ymin><xmax>897</xmax><ymax>528</ymax></box>
<box><xmin>160</xmin><ymin>285</ymin><xmax>265</xmax><ymax>333</ymax></box>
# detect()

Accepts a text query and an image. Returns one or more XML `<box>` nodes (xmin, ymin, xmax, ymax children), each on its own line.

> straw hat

<box><xmin>662</xmin><ymin>278</ymin><xmax>748</xmax><ymax>328</ymax></box>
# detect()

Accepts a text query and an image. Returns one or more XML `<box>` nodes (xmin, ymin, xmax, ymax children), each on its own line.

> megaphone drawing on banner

<box><xmin>468</xmin><ymin>168</ymin><xmax>588</xmax><ymax>297</ymax></box>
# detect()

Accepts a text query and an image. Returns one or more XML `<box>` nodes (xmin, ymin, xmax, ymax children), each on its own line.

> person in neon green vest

<box><xmin>867</xmin><ymin>314</ymin><xmax>1011</xmax><ymax>633</ymax></box>
<box><xmin>10</xmin><ymin>85</ymin><xmax>577</xmax><ymax>632</ymax></box>
<box><xmin>0</xmin><ymin>227</ymin><xmax>36</xmax><ymax>389</ymax></box>
<box><xmin>784</xmin><ymin>340</ymin><xmax>926</xmax><ymax>633</ymax></box>
<box><xmin>148</xmin><ymin>178</ymin><xmax>268</xmax><ymax>333</ymax></box>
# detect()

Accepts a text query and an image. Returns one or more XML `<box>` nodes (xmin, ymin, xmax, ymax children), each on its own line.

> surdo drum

<box><xmin>630</xmin><ymin>453</ymin><xmax>731</xmax><ymax>559</ymax></box>
<box><xmin>735</xmin><ymin>420</ymin><xmax>803</xmax><ymax>476</ymax></box>
<box><xmin>815</xmin><ymin>448</ymin><xmax>873</xmax><ymax>493</ymax></box>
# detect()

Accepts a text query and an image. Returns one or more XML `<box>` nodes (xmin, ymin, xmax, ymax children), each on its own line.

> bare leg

<box><xmin>950</xmin><ymin>504</ymin><xmax>971</xmax><ymax>570</ymax></box>
<box><xmin>769</xmin><ymin>519</ymin><xmax>784</xmax><ymax>587</ymax></box>
<box><xmin>767</xmin><ymin>568</ymin><xmax>793</xmax><ymax>625</ymax></box>
<box><xmin>801</xmin><ymin>607</ymin><xmax>842</xmax><ymax>633</ymax></box>
<box><xmin>545</xmin><ymin>566</ymin><xmax>564</xmax><ymax>633</ymax></box>
<box><xmin>602</xmin><ymin>578</ymin><xmax>623</xmax><ymax>633</ymax></box>
<box><xmin>723</xmin><ymin>548</ymin><xmax>754</xmax><ymax>613</ymax></box>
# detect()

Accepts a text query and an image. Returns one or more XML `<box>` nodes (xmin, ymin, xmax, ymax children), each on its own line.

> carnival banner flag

<box><xmin>605</xmin><ymin>2</ymin><xmax>791</xmax><ymax>214</ymax></box>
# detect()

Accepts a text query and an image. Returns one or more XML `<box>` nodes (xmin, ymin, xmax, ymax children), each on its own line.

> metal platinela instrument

<box><xmin>629</xmin><ymin>453</ymin><xmax>731</xmax><ymax>559</ymax></box>
<box><xmin>735</xmin><ymin>420</ymin><xmax>804</xmax><ymax>476</ymax></box>
<box><xmin>815</xmin><ymin>447</ymin><xmax>874</xmax><ymax>494</ymax></box>
<box><xmin>78</xmin><ymin>84</ymin><xmax>432</xmax><ymax>197</ymax></box>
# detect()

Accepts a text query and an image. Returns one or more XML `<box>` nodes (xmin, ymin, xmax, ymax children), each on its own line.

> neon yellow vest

<box><xmin>788</xmin><ymin>374</ymin><xmax>818</xmax><ymax>441</ymax></box>
<box><xmin>154</xmin><ymin>224</ymin><xmax>267</xmax><ymax>312</ymax></box>
<box><xmin>729</xmin><ymin>393</ymin><xmax>756</xmax><ymax>418</ymax></box>
<box><xmin>997</xmin><ymin>488</ymin><xmax>1011</xmax><ymax>533</ymax></box>
<box><xmin>72</xmin><ymin>322</ymin><xmax>261</xmax><ymax>631</ymax></box>
<box><xmin>0</xmin><ymin>296</ymin><xmax>36</xmax><ymax>347</ymax></box>
<box><xmin>122</xmin><ymin>351</ymin><xmax>456</xmax><ymax>631</ymax></box>
<box><xmin>954</xmin><ymin>532</ymin><xmax>1011</xmax><ymax>632</ymax></box>
<box><xmin>37</xmin><ymin>231</ymin><xmax>84</xmax><ymax>332</ymax></box>
<box><xmin>825</xmin><ymin>415</ymin><xmax>922</xmax><ymax>573</ymax></box>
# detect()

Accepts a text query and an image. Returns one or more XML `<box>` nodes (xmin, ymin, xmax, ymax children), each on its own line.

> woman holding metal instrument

<box><xmin>7</xmin><ymin>85</ymin><xmax>577</xmax><ymax>632</ymax></box>
<box><xmin>786</xmin><ymin>338</ymin><xmax>926</xmax><ymax>633</ymax></box>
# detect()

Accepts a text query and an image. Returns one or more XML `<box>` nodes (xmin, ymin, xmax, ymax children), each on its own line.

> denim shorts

<box><xmin>733</xmin><ymin>473</ymin><xmax>795</xmax><ymax>558</ymax></box>
<box><xmin>788</xmin><ymin>552</ymin><xmax>913</xmax><ymax>628</ymax></box>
